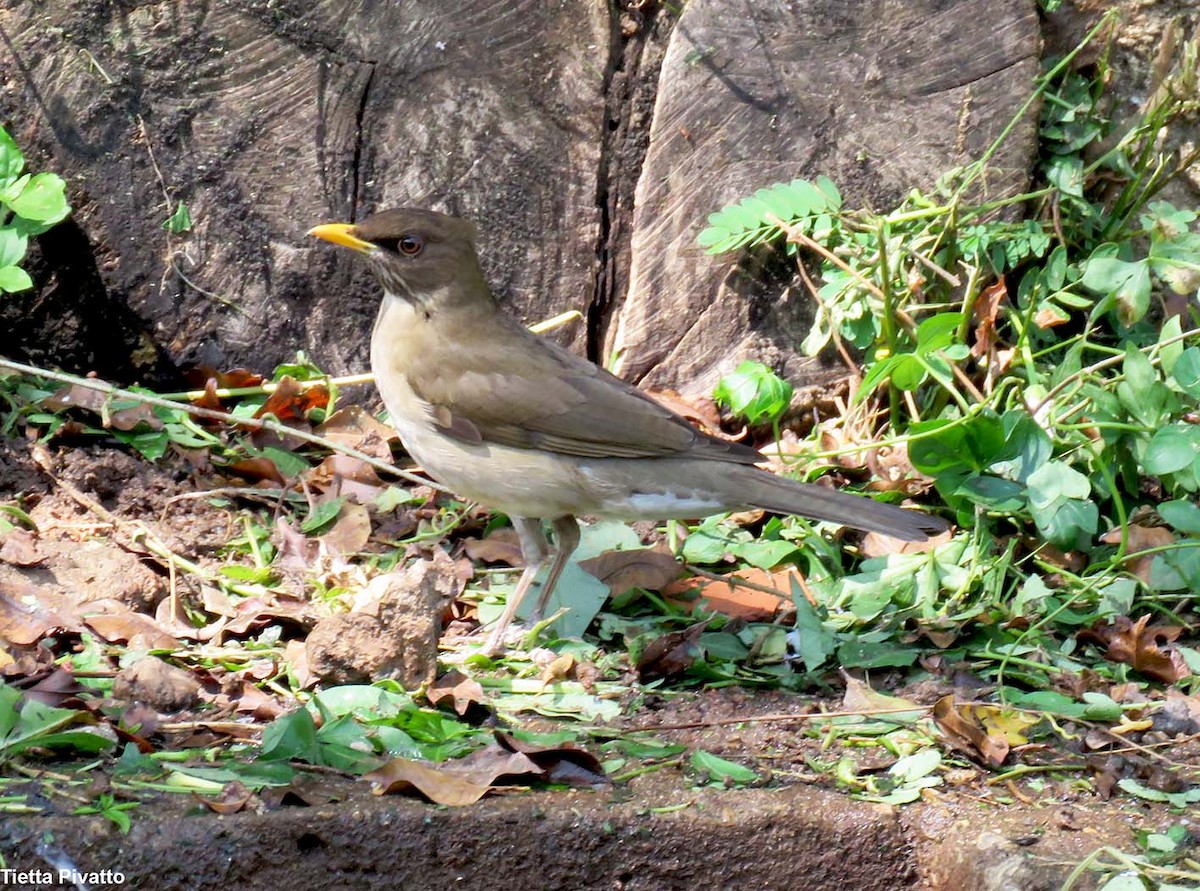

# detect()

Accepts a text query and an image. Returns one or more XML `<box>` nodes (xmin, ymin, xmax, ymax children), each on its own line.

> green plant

<box><xmin>0</xmin><ymin>126</ymin><xmax>70</xmax><ymax>294</ymax></box>
<box><xmin>695</xmin><ymin>12</ymin><xmax>1200</xmax><ymax>695</ymax></box>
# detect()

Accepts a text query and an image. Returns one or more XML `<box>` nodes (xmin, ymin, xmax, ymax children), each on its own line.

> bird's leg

<box><xmin>482</xmin><ymin>516</ymin><xmax>550</xmax><ymax>655</ymax></box>
<box><xmin>530</xmin><ymin>516</ymin><xmax>582</xmax><ymax>621</ymax></box>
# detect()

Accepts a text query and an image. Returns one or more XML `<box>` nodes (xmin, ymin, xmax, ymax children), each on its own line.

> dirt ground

<box><xmin>1</xmin><ymin>435</ymin><xmax>1194</xmax><ymax>889</ymax></box>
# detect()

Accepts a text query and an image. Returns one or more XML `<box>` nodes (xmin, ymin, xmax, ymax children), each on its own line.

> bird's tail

<box><xmin>728</xmin><ymin>464</ymin><xmax>948</xmax><ymax>541</ymax></box>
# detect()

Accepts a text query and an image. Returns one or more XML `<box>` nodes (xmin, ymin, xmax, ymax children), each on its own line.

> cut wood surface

<box><xmin>609</xmin><ymin>0</ymin><xmax>1041</xmax><ymax>397</ymax></box>
<box><xmin>1</xmin><ymin>0</ymin><xmax>1038</xmax><ymax>397</ymax></box>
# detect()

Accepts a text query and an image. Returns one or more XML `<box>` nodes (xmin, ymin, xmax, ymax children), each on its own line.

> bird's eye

<box><xmin>374</xmin><ymin>234</ymin><xmax>424</xmax><ymax>256</ymax></box>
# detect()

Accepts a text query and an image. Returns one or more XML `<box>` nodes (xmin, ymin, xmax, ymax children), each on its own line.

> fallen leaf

<box><xmin>0</xmin><ymin>581</ymin><xmax>84</xmax><ymax>645</ymax></box>
<box><xmin>0</xmin><ymin>529</ymin><xmax>43</xmax><ymax>567</ymax></box>
<box><xmin>932</xmin><ymin>695</ymin><xmax>1010</xmax><ymax>767</ymax></box>
<box><xmin>195</xmin><ymin>781</ymin><xmax>255</xmax><ymax>814</ymax></box>
<box><xmin>365</xmin><ymin>752</ymin><xmax>527</xmax><ymax>806</ymax></box>
<box><xmin>427</xmin><ymin>670</ymin><xmax>488</xmax><ymax>716</ymax></box>
<box><xmin>1099</xmin><ymin>524</ymin><xmax>1176</xmax><ymax>585</ymax></box>
<box><xmin>537</xmin><ymin>653</ymin><xmax>576</xmax><ymax>687</ymax></box>
<box><xmin>225</xmin><ymin>457</ymin><xmax>286</xmax><ymax>485</ymax></box>
<box><xmin>644</xmin><ymin>388</ymin><xmax>727</xmax><ymax>438</ymax></box>
<box><xmin>840</xmin><ymin>673</ymin><xmax>922</xmax><ymax>716</ymax></box>
<box><xmin>254</xmin><ymin>375</ymin><xmax>330</xmax><ymax>425</ymax></box>
<box><xmin>463</xmin><ymin>529</ymin><xmax>524</xmax><ymax>566</ymax></box>
<box><xmin>84</xmin><ymin>602</ymin><xmax>182</xmax><ymax>651</ymax></box>
<box><xmin>971</xmin><ymin>278</ymin><xmax>1008</xmax><ymax>358</ymax></box>
<box><xmin>1033</xmin><ymin>305</ymin><xmax>1070</xmax><ymax>329</ymax></box>
<box><xmin>578</xmin><ymin>544</ymin><xmax>679</xmax><ymax>593</ymax></box>
<box><xmin>860</xmin><ymin>526</ymin><xmax>952</xmax><ymax>558</ymax></box>
<box><xmin>184</xmin><ymin>367</ymin><xmax>264</xmax><ymax>391</ymax></box>
<box><xmin>319</xmin><ymin>502</ymin><xmax>372</xmax><ymax>555</ymax></box>
<box><xmin>316</xmin><ymin>406</ymin><xmax>398</xmax><ymax>461</ymax></box>
<box><xmin>638</xmin><ymin>619</ymin><xmax>710</xmax><ymax>682</ymax></box>
<box><xmin>308</xmin><ymin>455</ymin><xmax>386</xmax><ymax>504</ymax></box>
<box><xmin>1077</xmin><ymin>615</ymin><xmax>1191</xmax><ymax>684</ymax></box>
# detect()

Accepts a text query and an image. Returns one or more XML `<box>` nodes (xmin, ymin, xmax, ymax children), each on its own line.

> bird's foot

<box><xmin>480</xmin><ymin>621</ymin><xmax>531</xmax><ymax>657</ymax></box>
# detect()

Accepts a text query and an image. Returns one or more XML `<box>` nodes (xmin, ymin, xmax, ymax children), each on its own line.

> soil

<box><xmin>1</xmin><ymin>435</ymin><xmax>1194</xmax><ymax>890</ymax></box>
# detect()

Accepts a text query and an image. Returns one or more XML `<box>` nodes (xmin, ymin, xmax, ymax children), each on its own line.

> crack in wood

<box><xmin>349</xmin><ymin>63</ymin><xmax>376</xmax><ymax>220</ymax></box>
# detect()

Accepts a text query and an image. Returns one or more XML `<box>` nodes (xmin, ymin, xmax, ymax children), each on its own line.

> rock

<box><xmin>305</xmin><ymin>552</ymin><xmax>463</xmax><ymax>688</ymax></box>
<box><xmin>114</xmin><ymin>656</ymin><xmax>202</xmax><ymax>712</ymax></box>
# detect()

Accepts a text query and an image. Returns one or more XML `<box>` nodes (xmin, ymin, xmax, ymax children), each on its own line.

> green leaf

<box><xmin>790</xmin><ymin>589</ymin><xmax>837</xmax><ymax>672</ymax></box>
<box><xmin>690</xmin><ymin>750</ymin><xmax>757</xmax><ymax>785</ymax></box>
<box><xmin>1081</xmin><ymin>254</ymin><xmax>1151</xmax><ymax>326</ymax></box>
<box><xmin>1080</xmin><ymin>692</ymin><xmax>1121</xmax><ymax>722</ymax></box>
<box><xmin>1171</xmin><ymin>347</ymin><xmax>1200</xmax><ymax>398</ymax></box>
<box><xmin>0</xmin><ymin>127</ymin><xmax>24</xmax><ymax>185</ymax></box>
<box><xmin>1160</xmin><ymin>499</ymin><xmax>1200</xmax><ymax>534</ymax></box>
<box><xmin>734</xmin><ymin>538</ymin><xmax>797</xmax><ymax>570</ymax></box>
<box><xmin>712</xmin><ymin>361</ymin><xmax>793</xmax><ymax>424</ymax></box>
<box><xmin>0</xmin><ymin>264</ymin><xmax>33</xmax><ymax>293</ymax></box>
<box><xmin>300</xmin><ymin>497</ymin><xmax>344</xmax><ymax>533</ymax></box>
<box><xmin>889</xmin><ymin>747</ymin><xmax>942</xmax><ymax>783</ymax></box>
<box><xmin>836</xmin><ymin>638</ymin><xmax>918</xmax><ymax>669</ymax></box>
<box><xmin>1144</xmin><ymin>425</ymin><xmax>1198</xmax><ymax>475</ymax></box>
<box><xmin>259</xmin><ymin>706</ymin><xmax>321</xmax><ymax>762</ymax></box>
<box><xmin>8</xmin><ymin>172</ymin><xmax>70</xmax><ymax>225</ymax></box>
<box><xmin>163</xmin><ymin>202</ymin><xmax>192</xmax><ymax>233</ymax></box>
<box><xmin>1044</xmin><ymin>154</ymin><xmax>1084</xmax><ymax>197</ymax></box>
<box><xmin>0</xmin><ymin>227</ymin><xmax>27</xmax><ymax>268</ymax></box>
<box><xmin>889</xmin><ymin>354</ymin><xmax>927</xmax><ymax>391</ymax></box>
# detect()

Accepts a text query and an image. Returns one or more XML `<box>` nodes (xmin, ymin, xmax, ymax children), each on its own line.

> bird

<box><xmin>308</xmin><ymin>208</ymin><xmax>947</xmax><ymax>653</ymax></box>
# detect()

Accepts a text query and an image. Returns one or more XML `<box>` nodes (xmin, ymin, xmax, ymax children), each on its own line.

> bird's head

<box><xmin>308</xmin><ymin>208</ymin><xmax>492</xmax><ymax>312</ymax></box>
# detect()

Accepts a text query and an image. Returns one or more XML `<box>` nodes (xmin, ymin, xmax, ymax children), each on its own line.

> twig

<box><xmin>1030</xmin><ymin>325</ymin><xmax>1200</xmax><ymax>416</ymax></box>
<box><xmin>639</xmin><ymin>704</ymin><xmax>931</xmax><ymax>732</ymax></box>
<box><xmin>0</xmin><ymin>356</ymin><xmax>444</xmax><ymax>491</ymax></box>
<box><xmin>680</xmin><ymin>563</ymin><xmax>801</xmax><ymax>601</ymax></box>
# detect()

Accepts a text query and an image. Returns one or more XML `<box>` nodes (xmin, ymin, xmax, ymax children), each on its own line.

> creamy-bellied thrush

<box><xmin>309</xmin><ymin>209</ymin><xmax>947</xmax><ymax>653</ymax></box>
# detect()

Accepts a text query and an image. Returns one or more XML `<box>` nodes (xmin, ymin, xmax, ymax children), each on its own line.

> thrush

<box><xmin>309</xmin><ymin>209</ymin><xmax>947</xmax><ymax>653</ymax></box>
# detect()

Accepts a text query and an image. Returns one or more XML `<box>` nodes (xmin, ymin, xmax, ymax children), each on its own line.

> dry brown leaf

<box><xmin>971</xmin><ymin>278</ymin><xmax>1008</xmax><ymax>359</ymax></box>
<box><xmin>462</xmin><ymin>529</ymin><xmax>524</xmax><ymax>566</ymax></box>
<box><xmin>0</xmin><ymin>582</ymin><xmax>84</xmax><ymax>645</ymax></box>
<box><xmin>254</xmin><ymin>375</ymin><xmax>330</xmax><ymax>425</ymax></box>
<box><xmin>495</xmin><ymin>733</ymin><xmax>607</xmax><ymax>787</ymax></box>
<box><xmin>1033</xmin><ymin>305</ymin><xmax>1070</xmax><ymax>329</ymax></box>
<box><xmin>840</xmin><ymin>673</ymin><xmax>921</xmax><ymax>715</ymax></box>
<box><xmin>1077</xmin><ymin>615</ymin><xmax>1191</xmax><ymax>684</ymax></box>
<box><xmin>274</xmin><ymin>517</ymin><xmax>320</xmax><ymax>570</ymax></box>
<box><xmin>83</xmin><ymin>602</ymin><xmax>182</xmax><ymax>651</ymax></box>
<box><xmin>637</xmin><ymin>619</ymin><xmax>710</xmax><ymax>682</ymax></box>
<box><xmin>221</xmin><ymin>595</ymin><xmax>317</xmax><ymax>637</ymax></box>
<box><xmin>578</xmin><ymin>544</ymin><xmax>679</xmax><ymax>593</ymax></box>
<box><xmin>537</xmin><ymin>653</ymin><xmax>576</xmax><ymax>687</ymax></box>
<box><xmin>932</xmin><ymin>695</ymin><xmax>1010</xmax><ymax>767</ymax></box>
<box><xmin>644</xmin><ymin>387</ymin><xmax>728</xmax><ymax>437</ymax></box>
<box><xmin>366</xmin><ymin>752</ymin><xmax>524</xmax><ymax>805</ymax></box>
<box><xmin>427</xmin><ymin>669</ymin><xmax>488</xmax><ymax>716</ymax></box>
<box><xmin>0</xmin><ymin>529</ymin><xmax>43</xmax><ymax>567</ymax></box>
<box><xmin>319</xmin><ymin>502</ymin><xmax>372</xmax><ymax>555</ymax></box>
<box><xmin>225</xmin><ymin>457</ymin><xmax>286</xmax><ymax>485</ymax></box>
<box><xmin>860</xmin><ymin>525</ymin><xmax>953</xmax><ymax>558</ymax></box>
<box><xmin>316</xmin><ymin>406</ymin><xmax>398</xmax><ymax>461</ymax></box>
<box><xmin>308</xmin><ymin>455</ymin><xmax>385</xmax><ymax>504</ymax></box>
<box><xmin>195</xmin><ymin>781</ymin><xmax>256</xmax><ymax>814</ymax></box>
<box><xmin>1099</xmin><ymin>524</ymin><xmax>1176</xmax><ymax>585</ymax></box>
<box><xmin>184</xmin><ymin>366</ymin><xmax>264</xmax><ymax>391</ymax></box>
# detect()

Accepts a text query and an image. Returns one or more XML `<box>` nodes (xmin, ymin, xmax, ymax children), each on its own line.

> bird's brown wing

<box><xmin>405</xmin><ymin>317</ymin><xmax>761</xmax><ymax>464</ymax></box>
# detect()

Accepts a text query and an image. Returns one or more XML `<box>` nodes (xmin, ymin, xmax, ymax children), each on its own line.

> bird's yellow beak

<box><xmin>307</xmin><ymin>222</ymin><xmax>375</xmax><ymax>253</ymax></box>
